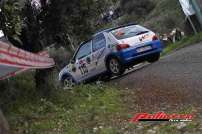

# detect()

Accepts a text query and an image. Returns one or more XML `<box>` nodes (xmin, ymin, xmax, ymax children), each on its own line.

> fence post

<box><xmin>190</xmin><ymin>0</ymin><xmax>202</xmax><ymax>27</ymax></box>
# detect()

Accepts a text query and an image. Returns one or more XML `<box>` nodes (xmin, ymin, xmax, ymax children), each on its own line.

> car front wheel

<box><xmin>62</xmin><ymin>77</ymin><xmax>75</xmax><ymax>90</ymax></box>
<box><xmin>107</xmin><ymin>57</ymin><xmax>125</xmax><ymax>76</ymax></box>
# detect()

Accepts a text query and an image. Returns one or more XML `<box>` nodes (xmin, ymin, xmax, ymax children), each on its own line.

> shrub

<box><xmin>49</xmin><ymin>47</ymin><xmax>72</xmax><ymax>69</ymax></box>
<box><xmin>120</xmin><ymin>0</ymin><xmax>155</xmax><ymax>17</ymax></box>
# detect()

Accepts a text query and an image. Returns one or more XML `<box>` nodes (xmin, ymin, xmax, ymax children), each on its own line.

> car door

<box><xmin>72</xmin><ymin>40</ymin><xmax>93</xmax><ymax>82</ymax></box>
<box><xmin>91</xmin><ymin>33</ymin><xmax>107</xmax><ymax>75</ymax></box>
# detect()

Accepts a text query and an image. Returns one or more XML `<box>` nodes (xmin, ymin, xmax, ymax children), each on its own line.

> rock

<box><xmin>153</xmin><ymin>126</ymin><xmax>158</xmax><ymax>130</ymax></box>
<box><xmin>137</xmin><ymin>125</ymin><xmax>144</xmax><ymax>130</ymax></box>
<box><xmin>0</xmin><ymin>110</ymin><xmax>9</xmax><ymax>134</ymax></box>
<box><xmin>93</xmin><ymin>127</ymin><xmax>98</xmax><ymax>133</ymax></box>
<box><xmin>176</xmin><ymin>122</ymin><xmax>187</xmax><ymax>130</ymax></box>
<box><xmin>147</xmin><ymin>129</ymin><xmax>156</xmax><ymax>134</ymax></box>
<box><xmin>99</xmin><ymin>126</ymin><xmax>103</xmax><ymax>129</ymax></box>
<box><xmin>184</xmin><ymin>132</ymin><xmax>191</xmax><ymax>134</ymax></box>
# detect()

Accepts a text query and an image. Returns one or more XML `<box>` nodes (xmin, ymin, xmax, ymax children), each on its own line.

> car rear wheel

<box><xmin>107</xmin><ymin>57</ymin><xmax>125</xmax><ymax>76</ymax></box>
<box><xmin>62</xmin><ymin>77</ymin><xmax>75</xmax><ymax>90</ymax></box>
<box><xmin>147</xmin><ymin>53</ymin><xmax>160</xmax><ymax>63</ymax></box>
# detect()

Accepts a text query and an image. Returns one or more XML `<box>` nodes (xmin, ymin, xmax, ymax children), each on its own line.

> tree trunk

<box><xmin>35</xmin><ymin>68</ymin><xmax>55</xmax><ymax>97</ymax></box>
<box><xmin>66</xmin><ymin>33</ymin><xmax>76</xmax><ymax>51</ymax></box>
<box><xmin>0</xmin><ymin>110</ymin><xmax>9</xmax><ymax>134</ymax></box>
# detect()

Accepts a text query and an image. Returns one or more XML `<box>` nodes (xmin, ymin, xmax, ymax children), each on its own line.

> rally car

<box><xmin>59</xmin><ymin>23</ymin><xmax>163</xmax><ymax>89</ymax></box>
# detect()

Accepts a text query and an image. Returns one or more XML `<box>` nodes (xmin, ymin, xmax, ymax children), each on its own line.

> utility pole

<box><xmin>186</xmin><ymin>15</ymin><xmax>197</xmax><ymax>34</ymax></box>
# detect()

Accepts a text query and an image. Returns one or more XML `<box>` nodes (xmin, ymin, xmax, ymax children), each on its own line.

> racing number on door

<box><xmin>79</xmin><ymin>64</ymin><xmax>88</xmax><ymax>75</ymax></box>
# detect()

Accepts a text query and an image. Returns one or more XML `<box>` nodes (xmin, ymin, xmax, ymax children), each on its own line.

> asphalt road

<box><xmin>111</xmin><ymin>42</ymin><xmax>202</xmax><ymax>107</ymax></box>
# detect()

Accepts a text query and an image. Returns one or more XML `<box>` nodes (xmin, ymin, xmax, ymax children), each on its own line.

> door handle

<box><xmin>86</xmin><ymin>57</ymin><xmax>91</xmax><ymax>64</ymax></box>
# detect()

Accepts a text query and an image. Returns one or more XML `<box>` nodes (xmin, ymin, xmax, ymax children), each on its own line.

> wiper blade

<box><xmin>136</xmin><ymin>31</ymin><xmax>149</xmax><ymax>35</ymax></box>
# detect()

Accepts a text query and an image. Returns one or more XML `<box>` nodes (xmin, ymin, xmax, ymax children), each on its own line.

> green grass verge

<box><xmin>162</xmin><ymin>32</ymin><xmax>202</xmax><ymax>56</ymax></box>
<box><xmin>6</xmin><ymin>84</ymin><xmax>123</xmax><ymax>134</ymax></box>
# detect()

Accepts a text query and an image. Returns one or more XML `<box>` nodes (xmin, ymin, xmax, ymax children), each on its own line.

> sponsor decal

<box><xmin>79</xmin><ymin>63</ymin><xmax>88</xmax><ymax>75</ymax></box>
<box><xmin>139</xmin><ymin>34</ymin><xmax>149</xmax><ymax>41</ymax></box>
<box><xmin>130</xmin><ymin>112</ymin><xmax>194</xmax><ymax>123</ymax></box>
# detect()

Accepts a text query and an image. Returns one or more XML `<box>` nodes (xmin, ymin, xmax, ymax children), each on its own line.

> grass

<box><xmin>162</xmin><ymin>32</ymin><xmax>202</xmax><ymax>56</ymax></box>
<box><xmin>4</xmin><ymin>82</ymin><xmax>123</xmax><ymax>134</ymax></box>
<box><xmin>159</xmin><ymin>125</ymin><xmax>178</xmax><ymax>134</ymax></box>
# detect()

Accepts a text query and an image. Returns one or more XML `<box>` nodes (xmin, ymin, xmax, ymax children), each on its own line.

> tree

<box><xmin>120</xmin><ymin>0</ymin><xmax>155</xmax><ymax>17</ymax></box>
<box><xmin>0</xmin><ymin>0</ymin><xmax>114</xmax><ymax>95</ymax></box>
<box><xmin>20</xmin><ymin>0</ymin><xmax>43</xmax><ymax>52</ymax></box>
<box><xmin>0</xmin><ymin>0</ymin><xmax>23</xmax><ymax>48</ymax></box>
<box><xmin>22</xmin><ymin>0</ymin><xmax>112</xmax><ymax>95</ymax></box>
<box><xmin>42</xmin><ymin>0</ymin><xmax>104</xmax><ymax>50</ymax></box>
<box><xmin>1</xmin><ymin>0</ymin><xmax>114</xmax><ymax>51</ymax></box>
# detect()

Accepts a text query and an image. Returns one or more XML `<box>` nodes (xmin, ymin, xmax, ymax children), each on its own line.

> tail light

<box><xmin>116</xmin><ymin>44</ymin><xmax>130</xmax><ymax>51</ymax></box>
<box><xmin>152</xmin><ymin>35</ymin><xmax>158</xmax><ymax>41</ymax></box>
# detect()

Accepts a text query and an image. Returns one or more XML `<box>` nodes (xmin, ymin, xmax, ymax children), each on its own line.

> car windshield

<box><xmin>111</xmin><ymin>25</ymin><xmax>149</xmax><ymax>40</ymax></box>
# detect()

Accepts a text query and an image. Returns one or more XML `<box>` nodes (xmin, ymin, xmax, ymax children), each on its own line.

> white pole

<box><xmin>186</xmin><ymin>15</ymin><xmax>198</xmax><ymax>34</ymax></box>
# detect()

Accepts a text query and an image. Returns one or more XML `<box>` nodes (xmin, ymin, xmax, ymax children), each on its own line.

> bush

<box><xmin>142</xmin><ymin>0</ymin><xmax>185</xmax><ymax>34</ymax></box>
<box><xmin>120</xmin><ymin>0</ymin><xmax>155</xmax><ymax>17</ymax></box>
<box><xmin>118</xmin><ymin>0</ymin><xmax>185</xmax><ymax>34</ymax></box>
<box><xmin>0</xmin><ymin>72</ymin><xmax>37</xmax><ymax>113</ymax></box>
<box><xmin>49</xmin><ymin>47</ymin><xmax>72</xmax><ymax>69</ymax></box>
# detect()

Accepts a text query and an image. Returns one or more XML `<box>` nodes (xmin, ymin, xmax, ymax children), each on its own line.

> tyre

<box><xmin>107</xmin><ymin>57</ymin><xmax>125</xmax><ymax>76</ymax></box>
<box><xmin>147</xmin><ymin>53</ymin><xmax>160</xmax><ymax>63</ymax></box>
<box><xmin>62</xmin><ymin>76</ymin><xmax>75</xmax><ymax>90</ymax></box>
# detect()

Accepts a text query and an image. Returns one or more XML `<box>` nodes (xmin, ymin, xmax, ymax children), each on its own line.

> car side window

<box><xmin>92</xmin><ymin>34</ymin><xmax>106</xmax><ymax>52</ymax></box>
<box><xmin>75</xmin><ymin>41</ymin><xmax>92</xmax><ymax>60</ymax></box>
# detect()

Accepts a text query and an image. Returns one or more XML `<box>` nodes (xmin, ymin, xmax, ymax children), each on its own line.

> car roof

<box><xmin>93</xmin><ymin>23</ymin><xmax>137</xmax><ymax>36</ymax></box>
<box><xmin>79</xmin><ymin>23</ymin><xmax>138</xmax><ymax>47</ymax></box>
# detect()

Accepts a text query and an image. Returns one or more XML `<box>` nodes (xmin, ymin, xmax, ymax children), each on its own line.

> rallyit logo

<box><xmin>130</xmin><ymin>112</ymin><xmax>194</xmax><ymax>123</ymax></box>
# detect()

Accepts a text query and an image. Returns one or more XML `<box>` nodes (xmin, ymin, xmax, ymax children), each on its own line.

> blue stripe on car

<box><xmin>113</xmin><ymin>40</ymin><xmax>163</xmax><ymax>64</ymax></box>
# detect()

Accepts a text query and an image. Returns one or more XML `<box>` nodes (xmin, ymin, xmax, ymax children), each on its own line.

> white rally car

<box><xmin>59</xmin><ymin>23</ymin><xmax>163</xmax><ymax>89</ymax></box>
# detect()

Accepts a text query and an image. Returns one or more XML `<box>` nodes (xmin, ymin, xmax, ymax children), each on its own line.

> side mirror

<box><xmin>70</xmin><ymin>59</ymin><xmax>75</xmax><ymax>64</ymax></box>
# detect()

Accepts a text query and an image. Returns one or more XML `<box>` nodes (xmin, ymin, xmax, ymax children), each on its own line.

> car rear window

<box><xmin>110</xmin><ymin>25</ymin><xmax>149</xmax><ymax>40</ymax></box>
